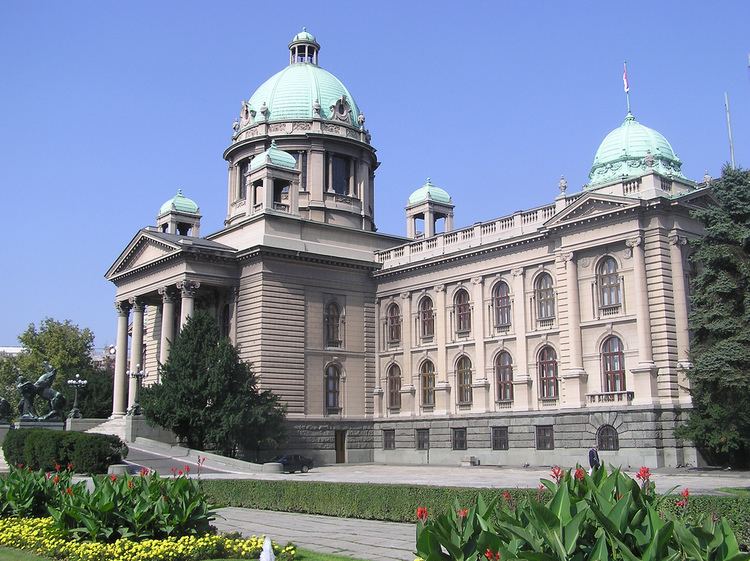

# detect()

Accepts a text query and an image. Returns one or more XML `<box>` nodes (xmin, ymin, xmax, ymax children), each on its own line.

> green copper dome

<box><xmin>408</xmin><ymin>179</ymin><xmax>452</xmax><ymax>206</ymax></box>
<box><xmin>249</xmin><ymin>140</ymin><xmax>297</xmax><ymax>171</ymax></box>
<box><xmin>246</xmin><ymin>33</ymin><xmax>361</xmax><ymax>127</ymax></box>
<box><xmin>159</xmin><ymin>190</ymin><xmax>199</xmax><ymax>215</ymax></box>
<box><xmin>588</xmin><ymin>112</ymin><xmax>685</xmax><ymax>188</ymax></box>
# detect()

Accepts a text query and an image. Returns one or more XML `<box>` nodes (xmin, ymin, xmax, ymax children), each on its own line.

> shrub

<box><xmin>0</xmin><ymin>517</ymin><xmax>297</xmax><ymax>561</ymax></box>
<box><xmin>0</xmin><ymin>465</ymin><xmax>78</xmax><ymax>518</ymax></box>
<box><xmin>2</xmin><ymin>429</ymin><xmax>127</xmax><ymax>474</ymax></box>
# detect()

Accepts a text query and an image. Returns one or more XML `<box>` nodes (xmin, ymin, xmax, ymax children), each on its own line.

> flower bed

<box><xmin>0</xmin><ymin>517</ymin><xmax>295</xmax><ymax>561</ymax></box>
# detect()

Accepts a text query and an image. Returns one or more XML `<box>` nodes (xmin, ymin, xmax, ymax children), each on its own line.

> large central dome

<box><xmin>246</xmin><ymin>30</ymin><xmax>361</xmax><ymax>127</ymax></box>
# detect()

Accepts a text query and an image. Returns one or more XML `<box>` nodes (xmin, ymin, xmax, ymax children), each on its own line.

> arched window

<box><xmin>387</xmin><ymin>303</ymin><xmax>401</xmax><ymax>344</ymax></box>
<box><xmin>325</xmin><ymin>364</ymin><xmax>341</xmax><ymax>414</ymax></box>
<box><xmin>421</xmin><ymin>360</ymin><xmax>435</xmax><ymax>407</ymax></box>
<box><xmin>325</xmin><ymin>302</ymin><xmax>342</xmax><ymax>348</ymax></box>
<box><xmin>492</xmin><ymin>282</ymin><xmax>512</xmax><ymax>329</ymax></box>
<box><xmin>536</xmin><ymin>273</ymin><xmax>555</xmax><ymax>320</ymax></box>
<box><xmin>602</xmin><ymin>336</ymin><xmax>626</xmax><ymax>392</ymax></box>
<box><xmin>387</xmin><ymin>364</ymin><xmax>401</xmax><ymax>409</ymax></box>
<box><xmin>599</xmin><ymin>257</ymin><xmax>621</xmax><ymax>309</ymax></box>
<box><xmin>419</xmin><ymin>297</ymin><xmax>434</xmax><ymax>339</ymax></box>
<box><xmin>597</xmin><ymin>424</ymin><xmax>619</xmax><ymax>451</ymax></box>
<box><xmin>538</xmin><ymin>346</ymin><xmax>558</xmax><ymax>399</ymax></box>
<box><xmin>454</xmin><ymin>289</ymin><xmax>471</xmax><ymax>334</ymax></box>
<box><xmin>495</xmin><ymin>351</ymin><xmax>513</xmax><ymax>401</ymax></box>
<box><xmin>457</xmin><ymin>356</ymin><xmax>473</xmax><ymax>404</ymax></box>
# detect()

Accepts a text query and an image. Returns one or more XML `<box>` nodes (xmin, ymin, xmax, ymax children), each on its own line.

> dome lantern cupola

<box><xmin>289</xmin><ymin>28</ymin><xmax>320</xmax><ymax>65</ymax></box>
<box><xmin>405</xmin><ymin>178</ymin><xmax>454</xmax><ymax>239</ymax></box>
<box><xmin>157</xmin><ymin>189</ymin><xmax>201</xmax><ymax>237</ymax></box>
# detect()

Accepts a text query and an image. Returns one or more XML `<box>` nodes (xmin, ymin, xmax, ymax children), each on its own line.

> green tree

<box><xmin>141</xmin><ymin>311</ymin><xmax>286</xmax><ymax>458</ymax></box>
<box><xmin>677</xmin><ymin>166</ymin><xmax>750</xmax><ymax>466</ymax></box>
<box><xmin>0</xmin><ymin>318</ymin><xmax>112</xmax><ymax>419</ymax></box>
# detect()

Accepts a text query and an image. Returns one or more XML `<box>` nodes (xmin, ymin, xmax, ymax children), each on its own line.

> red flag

<box><xmin>623</xmin><ymin>63</ymin><xmax>630</xmax><ymax>93</ymax></box>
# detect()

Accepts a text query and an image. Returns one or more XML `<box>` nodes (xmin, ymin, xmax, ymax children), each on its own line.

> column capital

<box><xmin>561</xmin><ymin>251</ymin><xmax>575</xmax><ymax>263</ymax></box>
<box><xmin>158</xmin><ymin>286</ymin><xmax>177</xmax><ymax>303</ymax></box>
<box><xmin>669</xmin><ymin>233</ymin><xmax>688</xmax><ymax>247</ymax></box>
<box><xmin>177</xmin><ymin>280</ymin><xmax>201</xmax><ymax>298</ymax></box>
<box><xmin>434</xmin><ymin>284</ymin><xmax>445</xmax><ymax>293</ymax></box>
<box><xmin>399</xmin><ymin>292</ymin><xmax>411</xmax><ymax>300</ymax></box>
<box><xmin>625</xmin><ymin>235</ymin><xmax>643</xmax><ymax>249</ymax></box>
<box><xmin>114</xmin><ymin>300</ymin><xmax>132</xmax><ymax>316</ymax></box>
<box><xmin>511</xmin><ymin>267</ymin><xmax>524</xmax><ymax>278</ymax></box>
<box><xmin>471</xmin><ymin>276</ymin><xmax>484</xmax><ymax>286</ymax></box>
<box><xmin>128</xmin><ymin>296</ymin><xmax>146</xmax><ymax>312</ymax></box>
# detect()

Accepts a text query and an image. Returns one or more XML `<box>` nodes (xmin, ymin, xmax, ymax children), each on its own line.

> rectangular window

<box><xmin>383</xmin><ymin>429</ymin><xmax>395</xmax><ymax>450</ymax></box>
<box><xmin>452</xmin><ymin>427</ymin><xmax>467</xmax><ymax>450</ymax></box>
<box><xmin>491</xmin><ymin>427</ymin><xmax>509</xmax><ymax>450</ymax></box>
<box><xmin>536</xmin><ymin>425</ymin><xmax>554</xmax><ymax>450</ymax></box>
<box><xmin>416</xmin><ymin>428</ymin><xmax>430</xmax><ymax>450</ymax></box>
<box><xmin>331</xmin><ymin>155</ymin><xmax>350</xmax><ymax>195</ymax></box>
<box><xmin>299</xmin><ymin>151</ymin><xmax>307</xmax><ymax>191</ymax></box>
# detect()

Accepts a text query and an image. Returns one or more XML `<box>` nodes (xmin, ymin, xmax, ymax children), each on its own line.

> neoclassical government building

<box><xmin>106</xmin><ymin>30</ymin><xmax>711</xmax><ymax>467</ymax></box>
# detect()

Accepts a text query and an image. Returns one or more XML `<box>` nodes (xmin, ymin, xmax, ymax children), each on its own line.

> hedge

<box><xmin>2</xmin><ymin>429</ymin><xmax>128</xmax><ymax>474</ymax></box>
<box><xmin>200</xmin><ymin>479</ymin><xmax>750</xmax><ymax>548</ymax></box>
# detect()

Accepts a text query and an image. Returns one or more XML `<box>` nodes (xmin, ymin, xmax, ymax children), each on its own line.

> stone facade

<box><xmin>105</xmin><ymin>31</ymin><xmax>711</xmax><ymax>468</ymax></box>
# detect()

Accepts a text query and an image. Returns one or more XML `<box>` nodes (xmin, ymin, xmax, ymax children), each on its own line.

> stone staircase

<box><xmin>86</xmin><ymin>416</ymin><xmax>127</xmax><ymax>440</ymax></box>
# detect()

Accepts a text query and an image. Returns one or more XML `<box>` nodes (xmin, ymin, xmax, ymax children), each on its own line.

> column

<box><xmin>158</xmin><ymin>286</ymin><xmax>176</xmax><ymax>365</ymax></box>
<box><xmin>178</xmin><ymin>280</ymin><xmax>200</xmax><ymax>328</ymax></box>
<box><xmin>112</xmin><ymin>301</ymin><xmax>131</xmax><ymax>416</ymax></box>
<box><xmin>471</xmin><ymin>276</ymin><xmax>489</xmax><ymax>411</ymax></box>
<box><xmin>263</xmin><ymin>176</ymin><xmax>274</xmax><ymax>210</ymax></box>
<box><xmin>511</xmin><ymin>268</ymin><xmax>532</xmax><ymax>411</ymax></box>
<box><xmin>424</xmin><ymin>208</ymin><xmax>435</xmax><ymax>238</ymax></box>
<box><xmin>669</xmin><ymin>234</ymin><xmax>690</xmax><ymax>366</ymax></box>
<box><xmin>626</xmin><ymin>235</ymin><xmax>659</xmax><ymax>403</ymax></box>
<box><xmin>562</xmin><ymin>252</ymin><xmax>586</xmax><ymax>408</ymax></box>
<box><xmin>127</xmin><ymin>297</ymin><xmax>145</xmax><ymax>412</ymax></box>
<box><xmin>433</xmin><ymin>284</ymin><xmax>450</xmax><ymax>412</ymax></box>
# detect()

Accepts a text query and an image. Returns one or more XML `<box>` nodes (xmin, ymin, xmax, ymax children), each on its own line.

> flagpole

<box><xmin>725</xmin><ymin>92</ymin><xmax>736</xmax><ymax>169</ymax></box>
<box><xmin>624</xmin><ymin>61</ymin><xmax>631</xmax><ymax>113</ymax></box>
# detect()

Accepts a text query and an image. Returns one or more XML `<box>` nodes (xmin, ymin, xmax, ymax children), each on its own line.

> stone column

<box><xmin>158</xmin><ymin>286</ymin><xmax>176</xmax><ymax>365</ymax></box>
<box><xmin>127</xmin><ymin>297</ymin><xmax>146</xmax><ymax>411</ymax></box>
<box><xmin>112</xmin><ymin>301</ymin><xmax>131</xmax><ymax>416</ymax></box>
<box><xmin>562</xmin><ymin>252</ymin><xmax>586</xmax><ymax>408</ymax></box>
<box><xmin>433</xmin><ymin>284</ymin><xmax>450</xmax><ymax>412</ymax></box>
<box><xmin>471</xmin><ymin>276</ymin><xmax>489</xmax><ymax>411</ymax></box>
<box><xmin>425</xmin><ymin>208</ymin><xmax>435</xmax><ymax>238</ymax></box>
<box><xmin>626</xmin><ymin>236</ymin><xmax>658</xmax><ymax>403</ymax></box>
<box><xmin>511</xmin><ymin>268</ymin><xmax>532</xmax><ymax>411</ymax></box>
<box><xmin>178</xmin><ymin>280</ymin><xmax>200</xmax><ymax>328</ymax></box>
<box><xmin>669</xmin><ymin>234</ymin><xmax>690</xmax><ymax>366</ymax></box>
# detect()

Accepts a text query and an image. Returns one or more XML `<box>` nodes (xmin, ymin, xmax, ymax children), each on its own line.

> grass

<box><xmin>719</xmin><ymin>487</ymin><xmax>750</xmax><ymax>497</ymax></box>
<box><xmin>0</xmin><ymin>547</ymin><xmax>372</xmax><ymax>561</ymax></box>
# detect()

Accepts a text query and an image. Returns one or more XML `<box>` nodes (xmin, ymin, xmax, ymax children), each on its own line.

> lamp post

<box><xmin>127</xmin><ymin>365</ymin><xmax>145</xmax><ymax>416</ymax></box>
<box><xmin>66</xmin><ymin>374</ymin><xmax>88</xmax><ymax>419</ymax></box>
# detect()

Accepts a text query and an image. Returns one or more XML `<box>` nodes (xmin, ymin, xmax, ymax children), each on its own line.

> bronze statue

<box><xmin>15</xmin><ymin>364</ymin><xmax>67</xmax><ymax>421</ymax></box>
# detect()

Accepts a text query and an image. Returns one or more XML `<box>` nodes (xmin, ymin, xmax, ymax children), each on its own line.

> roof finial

<box><xmin>426</xmin><ymin>177</ymin><xmax>431</xmax><ymax>184</ymax></box>
<box><xmin>177</xmin><ymin>188</ymin><xmax>183</xmax><ymax>195</ymax></box>
<box><xmin>623</xmin><ymin>61</ymin><xmax>632</xmax><ymax>115</ymax></box>
<box><xmin>302</xmin><ymin>26</ymin><xmax>307</xmax><ymax>32</ymax></box>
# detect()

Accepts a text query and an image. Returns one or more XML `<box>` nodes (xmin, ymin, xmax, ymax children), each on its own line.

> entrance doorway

<box><xmin>334</xmin><ymin>430</ymin><xmax>346</xmax><ymax>463</ymax></box>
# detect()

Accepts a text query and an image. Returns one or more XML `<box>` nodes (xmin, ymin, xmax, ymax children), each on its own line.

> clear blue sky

<box><xmin>1</xmin><ymin>1</ymin><xmax>748</xmax><ymax>349</ymax></box>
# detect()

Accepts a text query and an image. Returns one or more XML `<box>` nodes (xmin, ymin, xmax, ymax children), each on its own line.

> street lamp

<box><xmin>66</xmin><ymin>373</ymin><xmax>88</xmax><ymax>419</ymax></box>
<box><xmin>127</xmin><ymin>364</ymin><xmax>146</xmax><ymax>416</ymax></box>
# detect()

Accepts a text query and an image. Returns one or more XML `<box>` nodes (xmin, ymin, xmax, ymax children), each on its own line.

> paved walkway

<box><xmin>214</xmin><ymin>507</ymin><xmax>414</xmax><ymax>561</ymax></box>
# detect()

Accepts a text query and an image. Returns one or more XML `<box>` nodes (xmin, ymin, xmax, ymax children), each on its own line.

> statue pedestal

<box><xmin>0</xmin><ymin>424</ymin><xmax>10</xmax><ymax>471</ymax></box>
<box><xmin>14</xmin><ymin>420</ymin><xmax>65</xmax><ymax>431</ymax></box>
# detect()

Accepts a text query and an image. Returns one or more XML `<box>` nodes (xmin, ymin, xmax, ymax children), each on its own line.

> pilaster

<box><xmin>511</xmin><ymin>268</ymin><xmax>532</xmax><ymax>411</ymax></box>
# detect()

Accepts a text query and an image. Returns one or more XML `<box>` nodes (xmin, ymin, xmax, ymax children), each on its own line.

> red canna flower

<box><xmin>45</xmin><ymin>472</ymin><xmax>51</xmax><ymax>480</ymax></box>
<box><xmin>53</xmin><ymin>474</ymin><xmax>60</xmax><ymax>485</ymax></box>
<box><xmin>484</xmin><ymin>549</ymin><xmax>501</xmax><ymax>561</ymax></box>
<box><xmin>502</xmin><ymin>490</ymin><xmax>512</xmax><ymax>502</ymax></box>
<box><xmin>550</xmin><ymin>466</ymin><xmax>564</xmax><ymax>483</ymax></box>
<box><xmin>681</xmin><ymin>488</ymin><xmax>689</xmax><ymax>499</ymax></box>
<box><xmin>635</xmin><ymin>466</ymin><xmax>651</xmax><ymax>482</ymax></box>
<box><xmin>574</xmin><ymin>467</ymin><xmax>585</xmax><ymax>481</ymax></box>
<box><xmin>65</xmin><ymin>486</ymin><xmax>73</xmax><ymax>495</ymax></box>
<box><xmin>67</xmin><ymin>463</ymin><xmax>74</xmax><ymax>471</ymax></box>
<box><xmin>109</xmin><ymin>474</ymin><xmax>117</xmax><ymax>482</ymax></box>
<box><xmin>416</xmin><ymin>506</ymin><xmax>428</xmax><ymax>522</ymax></box>
<box><xmin>139</xmin><ymin>467</ymin><xmax>150</xmax><ymax>476</ymax></box>
<box><xmin>184</xmin><ymin>464</ymin><xmax>190</xmax><ymax>473</ymax></box>
<box><xmin>675</xmin><ymin>499</ymin><xmax>687</xmax><ymax>507</ymax></box>
<box><xmin>457</xmin><ymin>508</ymin><xmax>469</xmax><ymax>518</ymax></box>
<box><xmin>127</xmin><ymin>480</ymin><xmax>134</xmax><ymax>489</ymax></box>
<box><xmin>54</xmin><ymin>462</ymin><xmax>61</xmax><ymax>472</ymax></box>
<box><xmin>177</xmin><ymin>469</ymin><xmax>184</xmax><ymax>476</ymax></box>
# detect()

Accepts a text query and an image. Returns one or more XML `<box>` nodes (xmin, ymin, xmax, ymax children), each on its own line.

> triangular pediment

<box><xmin>672</xmin><ymin>187</ymin><xmax>717</xmax><ymax>211</ymax></box>
<box><xmin>544</xmin><ymin>193</ymin><xmax>641</xmax><ymax>228</ymax></box>
<box><xmin>106</xmin><ymin>231</ymin><xmax>181</xmax><ymax>279</ymax></box>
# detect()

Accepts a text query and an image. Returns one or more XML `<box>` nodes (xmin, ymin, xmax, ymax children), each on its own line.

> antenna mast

<box><xmin>724</xmin><ymin>92</ymin><xmax>736</xmax><ymax>169</ymax></box>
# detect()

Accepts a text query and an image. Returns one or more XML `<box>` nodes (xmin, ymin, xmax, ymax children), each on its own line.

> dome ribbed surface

<box><xmin>588</xmin><ymin>113</ymin><xmax>685</xmax><ymax>187</ymax></box>
<box><xmin>408</xmin><ymin>179</ymin><xmax>452</xmax><ymax>205</ymax></box>
<box><xmin>247</xmin><ymin>64</ymin><xmax>360</xmax><ymax>126</ymax></box>
<box><xmin>159</xmin><ymin>190</ymin><xmax>199</xmax><ymax>215</ymax></box>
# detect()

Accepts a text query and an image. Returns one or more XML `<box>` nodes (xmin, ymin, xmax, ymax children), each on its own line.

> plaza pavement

<box><xmin>123</xmin><ymin>442</ymin><xmax>749</xmax><ymax>561</ymax></box>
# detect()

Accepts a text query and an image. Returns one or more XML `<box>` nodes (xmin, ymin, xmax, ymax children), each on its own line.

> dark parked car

<box><xmin>273</xmin><ymin>454</ymin><xmax>314</xmax><ymax>473</ymax></box>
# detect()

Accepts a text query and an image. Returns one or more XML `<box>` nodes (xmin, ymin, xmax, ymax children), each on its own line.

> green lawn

<box><xmin>0</xmin><ymin>546</ymin><xmax>372</xmax><ymax>561</ymax></box>
<box><xmin>719</xmin><ymin>487</ymin><xmax>750</xmax><ymax>497</ymax></box>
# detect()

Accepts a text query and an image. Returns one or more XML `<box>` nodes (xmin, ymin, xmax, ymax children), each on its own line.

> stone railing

<box><xmin>376</xmin><ymin>201</ymin><xmax>560</xmax><ymax>267</ymax></box>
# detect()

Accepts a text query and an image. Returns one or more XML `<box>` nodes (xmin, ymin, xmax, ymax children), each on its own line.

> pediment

<box><xmin>544</xmin><ymin>193</ymin><xmax>641</xmax><ymax>228</ymax></box>
<box><xmin>106</xmin><ymin>231</ymin><xmax>181</xmax><ymax>279</ymax></box>
<box><xmin>672</xmin><ymin>187</ymin><xmax>717</xmax><ymax>211</ymax></box>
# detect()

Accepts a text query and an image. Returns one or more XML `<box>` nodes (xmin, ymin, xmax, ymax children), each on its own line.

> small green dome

<box><xmin>291</xmin><ymin>28</ymin><xmax>317</xmax><ymax>44</ymax></box>
<box><xmin>408</xmin><ymin>179</ymin><xmax>452</xmax><ymax>206</ymax></box>
<box><xmin>246</xmin><ymin>59</ymin><xmax>360</xmax><ymax>126</ymax></box>
<box><xmin>249</xmin><ymin>140</ymin><xmax>297</xmax><ymax>171</ymax></box>
<box><xmin>159</xmin><ymin>189</ymin><xmax>199</xmax><ymax>215</ymax></box>
<box><xmin>588</xmin><ymin>113</ymin><xmax>685</xmax><ymax>187</ymax></box>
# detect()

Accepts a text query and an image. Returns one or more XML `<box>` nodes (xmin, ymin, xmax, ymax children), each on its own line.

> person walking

<box><xmin>588</xmin><ymin>445</ymin><xmax>600</xmax><ymax>475</ymax></box>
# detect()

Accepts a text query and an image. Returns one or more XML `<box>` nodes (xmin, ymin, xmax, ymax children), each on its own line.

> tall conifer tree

<box><xmin>678</xmin><ymin>166</ymin><xmax>750</xmax><ymax>466</ymax></box>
